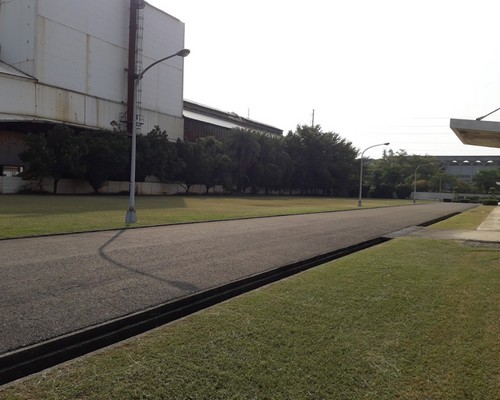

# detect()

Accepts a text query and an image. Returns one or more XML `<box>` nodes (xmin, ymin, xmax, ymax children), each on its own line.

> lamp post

<box><xmin>413</xmin><ymin>162</ymin><xmax>434</xmax><ymax>204</ymax></box>
<box><xmin>438</xmin><ymin>172</ymin><xmax>448</xmax><ymax>193</ymax></box>
<box><xmin>125</xmin><ymin>49</ymin><xmax>190</xmax><ymax>224</ymax></box>
<box><xmin>357</xmin><ymin>142</ymin><xmax>390</xmax><ymax>208</ymax></box>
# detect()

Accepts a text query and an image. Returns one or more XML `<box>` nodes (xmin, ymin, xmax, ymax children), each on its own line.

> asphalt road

<box><xmin>0</xmin><ymin>202</ymin><xmax>475</xmax><ymax>354</ymax></box>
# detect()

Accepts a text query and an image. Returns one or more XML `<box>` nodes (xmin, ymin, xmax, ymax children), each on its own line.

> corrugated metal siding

<box><xmin>141</xmin><ymin>109</ymin><xmax>184</xmax><ymax>141</ymax></box>
<box><xmin>0</xmin><ymin>0</ymin><xmax>185</xmax><ymax>137</ymax></box>
<box><xmin>37</xmin><ymin>0</ymin><xmax>129</xmax><ymax>49</ymax></box>
<box><xmin>0</xmin><ymin>76</ymin><xmax>36</xmax><ymax>115</ymax></box>
<box><xmin>183</xmin><ymin>109</ymin><xmax>238</xmax><ymax>129</ymax></box>
<box><xmin>140</xmin><ymin>5</ymin><xmax>185</xmax><ymax>119</ymax></box>
<box><xmin>183</xmin><ymin>100</ymin><xmax>283</xmax><ymax>136</ymax></box>
<box><xmin>0</xmin><ymin>74</ymin><xmax>124</xmax><ymax>130</ymax></box>
<box><xmin>35</xmin><ymin>85</ymin><xmax>85</xmax><ymax>124</ymax></box>
<box><xmin>0</xmin><ymin>0</ymin><xmax>36</xmax><ymax>75</ymax></box>
<box><xmin>184</xmin><ymin>118</ymin><xmax>230</xmax><ymax>143</ymax></box>
<box><xmin>86</xmin><ymin>38</ymin><xmax>128</xmax><ymax>101</ymax></box>
<box><xmin>35</xmin><ymin>16</ymin><xmax>88</xmax><ymax>93</ymax></box>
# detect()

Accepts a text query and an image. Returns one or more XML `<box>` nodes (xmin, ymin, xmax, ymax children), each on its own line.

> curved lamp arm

<box><xmin>357</xmin><ymin>142</ymin><xmax>390</xmax><ymax>207</ymax></box>
<box><xmin>136</xmin><ymin>49</ymin><xmax>190</xmax><ymax>80</ymax></box>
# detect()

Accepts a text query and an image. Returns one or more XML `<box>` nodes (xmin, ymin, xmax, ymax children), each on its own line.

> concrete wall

<box><xmin>0</xmin><ymin>177</ymin><xmax>24</xmax><ymax>194</ymax></box>
<box><xmin>1</xmin><ymin>179</ymin><xmax>493</xmax><ymax>199</ymax></box>
<box><xmin>0</xmin><ymin>177</ymin><xmax>226</xmax><ymax>195</ymax></box>
<box><xmin>413</xmin><ymin>191</ymin><xmax>494</xmax><ymax>201</ymax></box>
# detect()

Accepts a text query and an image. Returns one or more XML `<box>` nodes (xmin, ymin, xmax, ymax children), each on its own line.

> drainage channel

<box><xmin>0</xmin><ymin>236</ymin><xmax>392</xmax><ymax>385</ymax></box>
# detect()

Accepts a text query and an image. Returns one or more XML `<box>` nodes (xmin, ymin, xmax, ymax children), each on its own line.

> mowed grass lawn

<box><xmin>0</xmin><ymin>195</ymin><xmax>410</xmax><ymax>239</ymax></box>
<box><xmin>0</xmin><ymin>208</ymin><xmax>498</xmax><ymax>399</ymax></box>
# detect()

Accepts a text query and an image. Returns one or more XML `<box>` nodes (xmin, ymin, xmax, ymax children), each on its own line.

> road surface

<box><xmin>0</xmin><ymin>202</ymin><xmax>475</xmax><ymax>354</ymax></box>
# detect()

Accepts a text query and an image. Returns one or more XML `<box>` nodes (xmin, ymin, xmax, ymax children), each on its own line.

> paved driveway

<box><xmin>0</xmin><ymin>203</ymin><xmax>475</xmax><ymax>354</ymax></box>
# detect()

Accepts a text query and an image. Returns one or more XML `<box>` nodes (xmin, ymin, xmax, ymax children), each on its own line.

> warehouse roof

<box><xmin>184</xmin><ymin>100</ymin><xmax>283</xmax><ymax>136</ymax></box>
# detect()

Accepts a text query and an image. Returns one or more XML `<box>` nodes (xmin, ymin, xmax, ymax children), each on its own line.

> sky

<box><xmin>148</xmin><ymin>0</ymin><xmax>500</xmax><ymax>158</ymax></box>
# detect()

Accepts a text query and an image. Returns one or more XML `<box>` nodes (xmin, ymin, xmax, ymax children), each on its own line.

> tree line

<box><xmin>19</xmin><ymin>124</ymin><xmax>499</xmax><ymax>196</ymax></box>
<box><xmin>19</xmin><ymin>124</ymin><xmax>359</xmax><ymax>195</ymax></box>
<box><xmin>367</xmin><ymin>149</ymin><xmax>500</xmax><ymax>197</ymax></box>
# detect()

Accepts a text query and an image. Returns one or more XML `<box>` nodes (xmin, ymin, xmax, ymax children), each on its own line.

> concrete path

<box><xmin>403</xmin><ymin>205</ymin><xmax>500</xmax><ymax>242</ymax></box>
<box><xmin>478</xmin><ymin>204</ymin><xmax>500</xmax><ymax>231</ymax></box>
<box><xmin>0</xmin><ymin>203</ymin><xmax>479</xmax><ymax>354</ymax></box>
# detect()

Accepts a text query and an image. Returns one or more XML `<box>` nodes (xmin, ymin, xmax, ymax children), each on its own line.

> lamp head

<box><xmin>176</xmin><ymin>49</ymin><xmax>191</xmax><ymax>57</ymax></box>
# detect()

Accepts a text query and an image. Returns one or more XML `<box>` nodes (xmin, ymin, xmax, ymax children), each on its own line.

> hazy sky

<box><xmin>148</xmin><ymin>0</ymin><xmax>500</xmax><ymax>158</ymax></box>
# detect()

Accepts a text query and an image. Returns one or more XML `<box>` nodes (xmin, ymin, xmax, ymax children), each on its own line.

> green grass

<box><xmin>430</xmin><ymin>205</ymin><xmax>495</xmax><ymax>230</ymax></box>
<box><xmin>0</xmin><ymin>195</ymin><xmax>410</xmax><ymax>239</ymax></box>
<box><xmin>1</xmin><ymin>237</ymin><xmax>498</xmax><ymax>399</ymax></box>
<box><xmin>1</xmin><ymin>199</ymin><xmax>496</xmax><ymax>398</ymax></box>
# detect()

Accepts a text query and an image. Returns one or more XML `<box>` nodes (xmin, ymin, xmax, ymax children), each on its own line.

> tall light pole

<box><xmin>438</xmin><ymin>172</ymin><xmax>448</xmax><ymax>193</ymax></box>
<box><xmin>125</xmin><ymin>49</ymin><xmax>190</xmax><ymax>224</ymax></box>
<box><xmin>357</xmin><ymin>142</ymin><xmax>390</xmax><ymax>208</ymax></box>
<box><xmin>413</xmin><ymin>162</ymin><xmax>435</xmax><ymax>204</ymax></box>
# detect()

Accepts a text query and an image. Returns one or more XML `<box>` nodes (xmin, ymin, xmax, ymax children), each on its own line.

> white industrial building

<box><xmin>436</xmin><ymin>155</ymin><xmax>499</xmax><ymax>183</ymax></box>
<box><xmin>0</xmin><ymin>0</ymin><xmax>187</xmax><ymax>174</ymax></box>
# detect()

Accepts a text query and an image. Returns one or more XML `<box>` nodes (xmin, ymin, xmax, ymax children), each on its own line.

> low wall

<box><xmin>100</xmin><ymin>182</ymin><xmax>226</xmax><ymax>195</ymax></box>
<box><xmin>413</xmin><ymin>192</ymin><xmax>453</xmax><ymax>201</ymax></box>
<box><xmin>0</xmin><ymin>177</ymin><xmax>226</xmax><ymax>195</ymax></box>
<box><xmin>413</xmin><ymin>191</ymin><xmax>494</xmax><ymax>201</ymax></box>
<box><xmin>0</xmin><ymin>176</ymin><xmax>24</xmax><ymax>194</ymax></box>
<box><xmin>0</xmin><ymin>178</ymin><xmax>495</xmax><ymax>199</ymax></box>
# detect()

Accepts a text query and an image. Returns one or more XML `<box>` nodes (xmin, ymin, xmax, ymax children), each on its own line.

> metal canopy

<box><xmin>450</xmin><ymin>118</ymin><xmax>500</xmax><ymax>149</ymax></box>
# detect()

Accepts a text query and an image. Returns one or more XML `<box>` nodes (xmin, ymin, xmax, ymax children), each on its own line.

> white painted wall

<box><xmin>0</xmin><ymin>0</ymin><xmax>36</xmax><ymax>75</ymax></box>
<box><xmin>141</xmin><ymin>5</ymin><xmax>185</xmax><ymax>118</ymax></box>
<box><xmin>0</xmin><ymin>0</ymin><xmax>186</xmax><ymax>138</ymax></box>
<box><xmin>35</xmin><ymin>0</ymin><xmax>129</xmax><ymax>101</ymax></box>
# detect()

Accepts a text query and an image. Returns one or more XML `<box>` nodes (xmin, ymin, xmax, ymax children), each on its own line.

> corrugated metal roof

<box><xmin>183</xmin><ymin>110</ymin><xmax>240</xmax><ymax>129</ymax></box>
<box><xmin>183</xmin><ymin>99</ymin><xmax>283</xmax><ymax>135</ymax></box>
<box><xmin>0</xmin><ymin>61</ymin><xmax>35</xmax><ymax>80</ymax></box>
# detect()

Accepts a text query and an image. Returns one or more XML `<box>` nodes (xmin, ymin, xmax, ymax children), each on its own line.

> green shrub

<box><xmin>482</xmin><ymin>199</ymin><xmax>499</xmax><ymax>206</ymax></box>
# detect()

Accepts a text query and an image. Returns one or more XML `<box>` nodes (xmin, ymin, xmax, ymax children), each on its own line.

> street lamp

<box><xmin>125</xmin><ymin>49</ymin><xmax>190</xmax><ymax>224</ymax></box>
<box><xmin>413</xmin><ymin>162</ymin><xmax>435</xmax><ymax>204</ymax></box>
<box><xmin>357</xmin><ymin>142</ymin><xmax>390</xmax><ymax>208</ymax></box>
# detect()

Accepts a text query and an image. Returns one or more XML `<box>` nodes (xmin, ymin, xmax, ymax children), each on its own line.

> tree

<box><xmin>83</xmin><ymin>130</ymin><xmax>129</xmax><ymax>192</ymax></box>
<box><xmin>20</xmin><ymin>125</ymin><xmax>86</xmax><ymax>194</ymax></box>
<box><xmin>253</xmin><ymin>134</ymin><xmax>292</xmax><ymax>194</ymax></box>
<box><xmin>368</xmin><ymin>151</ymin><xmax>440</xmax><ymax>198</ymax></box>
<box><xmin>285</xmin><ymin>125</ymin><xmax>357</xmax><ymax>195</ymax></box>
<box><xmin>225</xmin><ymin>129</ymin><xmax>261</xmax><ymax>192</ymax></box>
<box><xmin>136</xmin><ymin>126</ymin><xmax>184</xmax><ymax>182</ymax></box>
<box><xmin>195</xmin><ymin>137</ymin><xmax>232</xmax><ymax>194</ymax></box>
<box><xmin>472</xmin><ymin>169</ymin><xmax>500</xmax><ymax>193</ymax></box>
<box><xmin>176</xmin><ymin>140</ymin><xmax>201</xmax><ymax>193</ymax></box>
<box><xmin>324</xmin><ymin>132</ymin><xmax>358</xmax><ymax>196</ymax></box>
<box><xmin>428</xmin><ymin>173</ymin><xmax>456</xmax><ymax>193</ymax></box>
